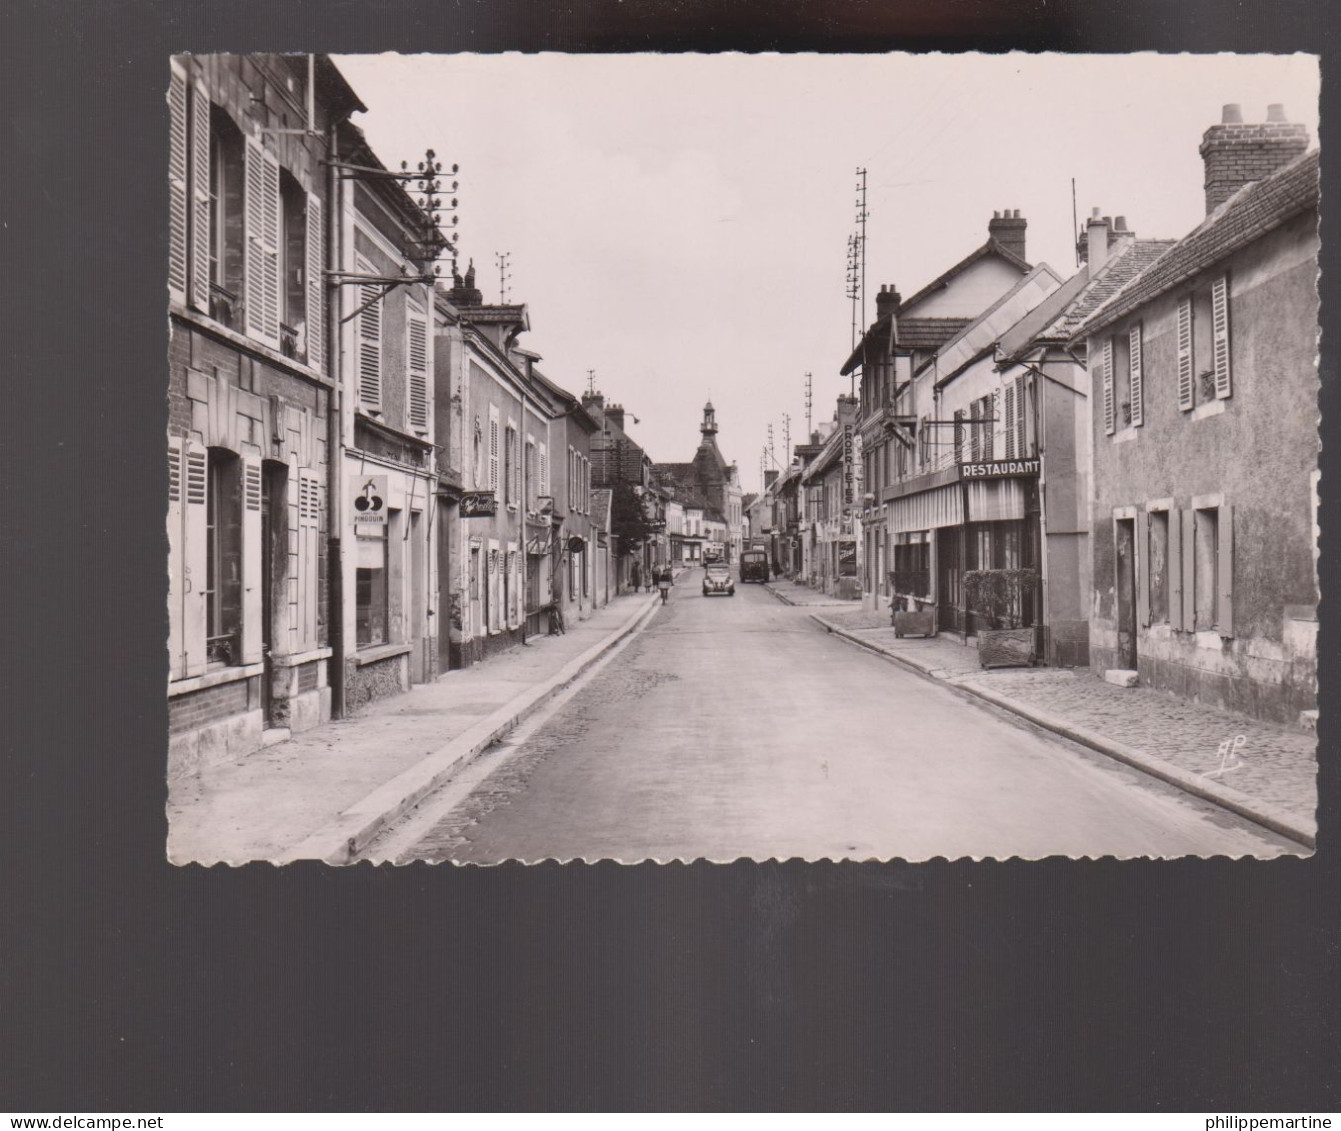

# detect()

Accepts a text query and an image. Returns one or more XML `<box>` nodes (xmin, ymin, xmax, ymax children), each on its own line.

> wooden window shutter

<box><xmin>1217</xmin><ymin>505</ymin><xmax>1234</xmax><ymax>637</ymax></box>
<box><xmin>1128</xmin><ymin>323</ymin><xmax>1144</xmax><ymax>427</ymax></box>
<box><xmin>1167</xmin><ymin>508</ymin><xmax>1184</xmax><ymax>631</ymax></box>
<box><xmin>182</xmin><ymin>441</ymin><xmax>209</xmax><ymax>677</ymax></box>
<box><xmin>539</xmin><ymin>442</ymin><xmax>548</xmax><ymax>497</ymax></box>
<box><xmin>1181</xmin><ymin>508</ymin><xmax>1197</xmax><ymax>632</ymax></box>
<box><xmin>239</xmin><ymin>456</ymin><xmax>264</xmax><ymax>665</ymax></box>
<box><xmin>244</xmin><ymin>138</ymin><xmax>281</xmax><ymax>348</ymax></box>
<box><xmin>167</xmin><ymin>440</ymin><xmax>186</xmax><ymax>679</ymax></box>
<box><xmin>1003</xmin><ymin>383</ymin><xmax>1016</xmax><ymax>459</ymax></box>
<box><xmin>953</xmin><ymin>409</ymin><xmax>965</xmax><ymax>463</ymax></box>
<box><xmin>302</xmin><ymin>472</ymin><xmax>321</xmax><ymax>648</ymax></box>
<box><xmin>356</xmin><ymin>256</ymin><xmax>383</xmax><ymax>410</ymax></box>
<box><xmin>1135</xmin><ymin>511</ymin><xmax>1150</xmax><ymax>628</ymax></box>
<box><xmin>406</xmin><ymin>299</ymin><xmax>429</xmax><ymax>433</ymax></box>
<box><xmin>305</xmin><ymin>192</ymin><xmax>324</xmax><ymax>372</ymax></box>
<box><xmin>988</xmin><ymin>390</ymin><xmax>999</xmax><ymax>461</ymax></box>
<box><xmin>488</xmin><ymin>409</ymin><xmax>499</xmax><ymax>493</ymax></box>
<box><xmin>1102</xmin><ymin>337</ymin><xmax>1115</xmax><ymax>435</ymax></box>
<box><xmin>1177</xmin><ymin>296</ymin><xmax>1194</xmax><ymax>411</ymax></box>
<box><xmin>1016</xmin><ymin>375</ymin><xmax>1029</xmax><ymax>455</ymax></box>
<box><xmin>188</xmin><ymin>83</ymin><xmax>211</xmax><ymax>312</ymax></box>
<box><xmin>168</xmin><ymin>65</ymin><xmax>189</xmax><ymax>304</ymax></box>
<box><xmin>1212</xmin><ymin>275</ymin><xmax>1232</xmax><ymax>399</ymax></box>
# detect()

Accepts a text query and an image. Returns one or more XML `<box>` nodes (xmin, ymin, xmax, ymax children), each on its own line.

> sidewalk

<box><xmin>810</xmin><ymin>607</ymin><xmax>1318</xmax><ymax>848</ymax></box>
<box><xmin>167</xmin><ymin>592</ymin><xmax>661</xmax><ymax>865</ymax></box>
<box><xmin>762</xmin><ymin>579</ymin><xmax>858</xmax><ymax>608</ymax></box>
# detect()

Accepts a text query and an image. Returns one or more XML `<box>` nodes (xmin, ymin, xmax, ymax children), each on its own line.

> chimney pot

<box><xmin>1114</xmin><ymin>215</ymin><xmax>1127</xmax><ymax>231</ymax></box>
<box><xmin>993</xmin><ymin>210</ymin><xmax>1001</xmax><ymax>219</ymax></box>
<box><xmin>1091</xmin><ymin>207</ymin><xmax>1101</xmax><ymax>219</ymax></box>
<box><xmin>1013</xmin><ymin>209</ymin><xmax>1021</xmax><ymax>219</ymax></box>
<box><xmin>1267</xmin><ymin>103</ymin><xmax>1289</xmax><ymax>122</ymax></box>
<box><xmin>1222</xmin><ymin>103</ymin><xmax>1244</xmax><ymax>123</ymax></box>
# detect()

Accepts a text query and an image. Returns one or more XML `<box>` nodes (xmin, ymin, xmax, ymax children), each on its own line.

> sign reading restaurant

<box><xmin>960</xmin><ymin>458</ymin><xmax>1040</xmax><ymax>479</ymax></box>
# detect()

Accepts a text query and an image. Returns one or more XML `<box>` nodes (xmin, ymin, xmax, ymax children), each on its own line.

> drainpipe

<box><xmin>326</xmin><ymin>120</ymin><xmax>346</xmax><ymax>718</ymax></box>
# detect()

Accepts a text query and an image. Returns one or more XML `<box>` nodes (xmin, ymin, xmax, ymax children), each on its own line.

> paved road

<box><xmin>374</xmin><ymin>570</ymin><xmax>1299</xmax><ymax>862</ymax></box>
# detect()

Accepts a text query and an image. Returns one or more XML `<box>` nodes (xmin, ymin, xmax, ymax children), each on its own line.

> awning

<box><xmin>966</xmin><ymin>479</ymin><xmax>1026</xmax><ymax>523</ymax></box>
<box><xmin>888</xmin><ymin>484</ymin><xmax>963</xmax><ymax>533</ymax></box>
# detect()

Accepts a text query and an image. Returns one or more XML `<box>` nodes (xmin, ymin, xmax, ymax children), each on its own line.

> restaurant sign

<box><xmin>960</xmin><ymin>458</ymin><xmax>1040</xmax><ymax>479</ymax></box>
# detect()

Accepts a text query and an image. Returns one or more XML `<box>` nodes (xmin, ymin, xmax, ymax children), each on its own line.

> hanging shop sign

<box><xmin>959</xmin><ymin>458</ymin><xmax>1041</xmax><ymax>480</ymax></box>
<box><xmin>460</xmin><ymin>491</ymin><xmax>499</xmax><ymax>517</ymax></box>
<box><xmin>353</xmin><ymin>476</ymin><xmax>388</xmax><ymax>526</ymax></box>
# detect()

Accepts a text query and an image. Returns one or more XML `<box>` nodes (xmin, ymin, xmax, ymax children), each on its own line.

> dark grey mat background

<box><xmin>3</xmin><ymin>0</ymin><xmax>1337</xmax><ymax>1111</ymax></box>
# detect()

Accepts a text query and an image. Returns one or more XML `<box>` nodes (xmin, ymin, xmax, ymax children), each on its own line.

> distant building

<box><xmin>652</xmin><ymin>402</ymin><xmax>743</xmax><ymax>561</ymax></box>
<box><xmin>1073</xmin><ymin>106</ymin><xmax>1319</xmax><ymax>724</ymax></box>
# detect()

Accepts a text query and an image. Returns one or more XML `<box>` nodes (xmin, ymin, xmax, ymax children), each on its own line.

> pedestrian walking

<box><xmin>631</xmin><ymin>561</ymin><xmax>642</xmax><ymax>593</ymax></box>
<box><xmin>657</xmin><ymin>565</ymin><xmax>672</xmax><ymax>604</ymax></box>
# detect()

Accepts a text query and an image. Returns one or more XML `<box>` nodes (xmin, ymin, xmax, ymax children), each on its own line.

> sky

<box><xmin>334</xmin><ymin>52</ymin><xmax>1319</xmax><ymax>494</ymax></box>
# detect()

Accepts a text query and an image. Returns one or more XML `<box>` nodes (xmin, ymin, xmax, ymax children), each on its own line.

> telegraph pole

<box><xmin>804</xmin><ymin>372</ymin><xmax>813</xmax><ymax>439</ymax></box>
<box><xmin>495</xmin><ymin>251</ymin><xmax>512</xmax><ymax>303</ymax></box>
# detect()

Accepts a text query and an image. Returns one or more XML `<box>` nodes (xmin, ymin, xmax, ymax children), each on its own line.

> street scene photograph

<box><xmin>163</xmin><ymin>51</ymin><xmax>1321</xmax><ymax>864</ymax></box>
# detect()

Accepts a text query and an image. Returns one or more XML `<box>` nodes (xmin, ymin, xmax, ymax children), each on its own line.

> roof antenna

<box><xmin>495</xmin><ymin>251</ymin><xmax>512</xmax><ymax>303</ymax></box>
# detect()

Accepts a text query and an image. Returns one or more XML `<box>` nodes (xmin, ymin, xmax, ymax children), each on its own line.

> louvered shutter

<box><xmin>305</xmin><ymin>192</ymin><xmax>324</xmax><ymax>372</ymax></box>
<box><xmin>1136</xmin><ymin>512</ymin><xmax>1150</xmax><ymax>628</ymax></box>
<box><xmin>490</xmin><ymin>549</ymin><xmax>501</xmax><ymax>632</ymax></box>
<box><xmin>489</xmin><ymin>411</ymin><xmax>500</xmax><ymax>494</ymax></box>
<box><xmin>286</xmin><ymin>461</ymin><xmax>301</xmax><ymax>653</ymax></box>
<box><xmin>1177</xmin><ymin>297</ymin><xmax>1194</xmax><ymax>411</ymax></box>
<box><xmin>407</xmin><ymin>299</ymin><xmax>429</xmax><ymax>433</ymax></box>
<box><xmin>240</xmin><ymin>456</ymin><xmax>264</xmax><ymax>664</ymax></box>
<box><xmin>300</xmin><ymin>472</ymin><xmax>320</xmax><ymax>649</ymax></box>
<box><xmin>356</xmin><ymin>256</ymin><xmax>383</xmax><ymax>410</ymax></box>
<box><xmin>1004</xmin><ymin>384</ymin><xmax>1016</xmax><ymax>459</ymax></box>
<box><xmin>1217</xmin><ymin>505</ymin><xmax>1234</xmax><ymax>637</ymax></box>
<box><xmin>988</xmin><ymin>390</ymin><xmax>999</xmax><ymax>460</ymax></box>
<box><xmin>1016</xmin><ymin>376</ymin><xmax>1028</xmax><ymax>456</ymax></box>
<box><xmin>1102</xmin><ymin>337</ymin><xmax>1116</xmax><ymax>435</ymax></box>
<box><xmin>189</xmin><ymin>83</ymin><xmax>211</xmax><ymax>312</ymax></box>
<box><xmin>953</xmin><ymin>410</ymin><xmax>965</xmax><ymax>464</ymax></box>
<box><xmin>244</xmin><ymin>138</ymin><xmax>281</xmax><ymax>348</ymax></box>
<box><xmin>1128</xmin><ymin>324</ymin><xmax>1144</xmax><ymax>427</ymax></box>
<box><xmin>167</xmin><ymin>440</ymin><xmax>185</xmax><ymax>679</ymax></box>
<box><xmin>1167</xmin><ymin>508</ymin><xmax>1184</xmax><ymax>631</ymax></box>
<box><xmin>539</xmin><ymin>442</ymin><xmax>549</xmax><ymax>497</ymax></box>
<box><xmin>168</xmin><ymin>65</ymin><xmax>189</xmax><ymax>304</ymax></box>
<box><xmin>182</xmin><ymin>442</ymin><xmax>209</xmax><ymax>676</ymax></box>
<box><xmin>1212</xmin><ymin>276</ymin><xmax>1232</xmax><ymax>400</ymax></box>
<box><xmin>1181</xmin><ymin>509</ymin><xmax>1197</xmax><ymax>631</ymax></box>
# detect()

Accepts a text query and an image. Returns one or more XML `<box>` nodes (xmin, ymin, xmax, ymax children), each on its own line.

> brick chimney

<box><xmin>581</xmin><ymin>390</ymin><xmax>605</xmax><ymax>414</ymax></box>
<box><xmin>988</xmin><ymin>208</ymin><xmax>1027</xmax><ymax>262</ymax></box>
<box><xmin>1200</xmin><ymin>103</ymin><xmax>1309</xmax><ymax>214</ymax></box>
<box><xmin>875</xmin><ymin>284</ymin><xmax>901</xmax><ymax>319</ymax></box>
<box><xmin>605</xmin><ymin>402</ymin><xmax>626</xmax><ymax>431</ymax></box>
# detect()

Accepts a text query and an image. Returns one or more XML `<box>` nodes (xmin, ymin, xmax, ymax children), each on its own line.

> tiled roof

<box><xmin>896</xmin><ymin>317</ymin><xmax>974</xmax><ymax>350</ymax></box>
<box><xmin>841</xmin><ymin>238</ymin><xmax>1033</xmax><ymax>374</ymax></box>
<box><xmin>1034</xmin><ymin>239</ymin><xmax>1177</xmax><ymax>344</ymax></box>
<box><xmin>1073</xmin><ymin>149</ymin><xmax>1319</xmax><ymax>340</ymax></box>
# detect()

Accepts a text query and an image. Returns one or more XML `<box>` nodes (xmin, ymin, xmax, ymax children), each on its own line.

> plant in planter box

<box><xmin>963</xmin><ymin>567</ymin><xmax>1038</xmax><ymax>668</ymax></box>
<box><xmin>889</xmin><ymin>569</ymin><xmax>935</xmax><ymax>636</ymax></box>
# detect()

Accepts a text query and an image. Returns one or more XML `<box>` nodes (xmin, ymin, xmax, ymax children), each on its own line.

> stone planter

<box><xmin>893</xmin><ymin>609</ymin><xmax>936</xmax><ymax>638</ymax></box>
<box><xmin>977</xmin><ymin>627</ymin><xmax>1037</xmax><ymax>669</ymax></box>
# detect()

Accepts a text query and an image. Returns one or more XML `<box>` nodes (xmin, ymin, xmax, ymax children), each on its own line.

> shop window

<box><xmin>206</xmin><ymin>448</ymin><xmax>242</xmax><ymax>665</ymax></box>
<box><xmin>355</xmin><ymin>532</ymin><xmax>388</xmax><ymax>646</ymax></box>
<box><xmin>1148</xmin><ymin>510</ymin><xmax>1169</xmax><ymax>623</ymax></box>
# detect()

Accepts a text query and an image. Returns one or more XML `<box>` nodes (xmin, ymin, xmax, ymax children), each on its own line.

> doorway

<box><xmin>1115</xmin><ymin>517</ymin><xmax>1138</xmax><ymax>670</ymax></box>
<box><xmin>261</xmin><ymin>462</ymin><xmax>288</xmax><ymax>727</ymax></box>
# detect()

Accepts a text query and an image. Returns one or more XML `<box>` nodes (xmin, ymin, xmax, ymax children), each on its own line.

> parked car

<box><xmin>702</xmin><ymin>561</ymin><xmax>735</xmax><ymax>597</ymax></box>
<box><xmin>739</xmin><ymin>550</ymin><xmax>769</xmax><ymax>583</ymax></box>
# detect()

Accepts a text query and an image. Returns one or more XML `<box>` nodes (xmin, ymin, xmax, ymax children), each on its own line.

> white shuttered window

<box><xmin>356</xmin><ymin>255</ymin><xmax>383</xmax><ymax>410</ymax></box>
<box><xmin>1128</xmin><ymin>323</ymin><xmax>1144</xmax><ymax>427</ymax></box>
<box><xmin>244</xmin><ymin>138</ymin><xmax>281</xmax><ymax>349</ymax></box>
<box><xmin>1211</xmin><ymin>275</ymin><xmax>1232</xmax><ymax>400</ymax></box>
<box><xmin>406</xmin><ymin>296</ymin><xmax>429</xmax><ymax>433</ymax></box>
<box><xmin>168</xmin><ymin>64</ymin><xmax>189</xmax><ymax>303</ymax></box>
<box><xmin>1177</xmin><ymin>296</ymin><xmax>1194</xmax><ymax>411</ymax></box>
<box><xmin>1102</xmin><ymin>338</ymin><xmax>1115</xmax><ymax>436</ymax></box>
